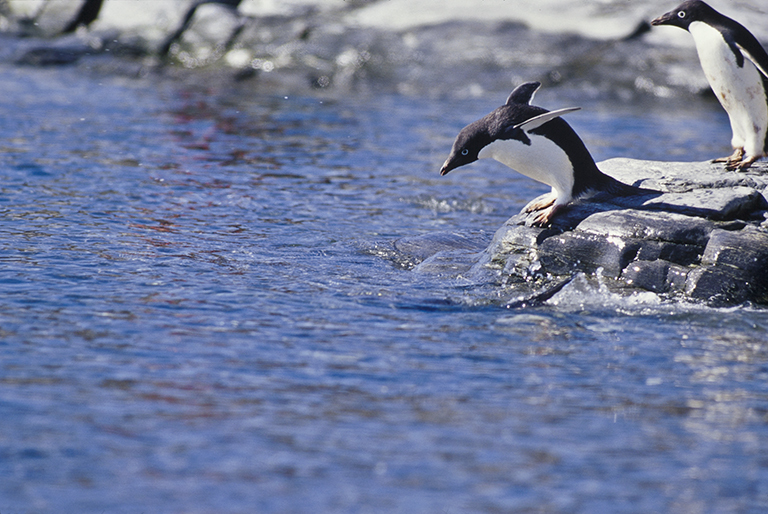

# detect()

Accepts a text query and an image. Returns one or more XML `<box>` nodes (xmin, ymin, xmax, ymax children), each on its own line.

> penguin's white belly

<box><xmin>690</xmin><ymin>21</ymin><xmax>768</xmax><ymax>154</ymax></box>
<box><xmin>478</xmin><ymin>135</ymin><xmax>575</xmax><ymax>203</ymax></box>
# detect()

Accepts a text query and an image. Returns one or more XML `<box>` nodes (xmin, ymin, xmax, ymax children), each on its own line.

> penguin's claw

<box><xmin>524</xmin><ymin>195</ymin><xmax>563</xmax><ymax>227</ymax></box>
<box><xmin>530</xmin><ymin>204</ymin><xmax>563</xmax><ymax>227</ymax></box>
<box><xmin>713</xmin><ymin>148</ymin><xmax>745</xmax><ymax>166</ymax></box>
<box><xmin>726</xmin><ymin>156</ymin><xmax>758</xmax><ymax>171</ymax></box>
<box><xmin>531</xmin><ymin>209</ymin><xmax>553</xmax><ymax>227</ymax></box>
<box><xmin>524</xmin><ymin>195</ymin><xmax>556</xmax><ymax>213</ymax></box>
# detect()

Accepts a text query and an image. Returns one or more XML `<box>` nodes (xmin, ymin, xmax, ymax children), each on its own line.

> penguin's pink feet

<box><xmin>524</xmin><ymin>194</ymin><xmax>556</xmax><ymax>214</ymax></box>
<box><xmin>725</xmin><ymin>154</ymin><xmax>761</xmax><ymax>171</ymax></box>
<box><xmin>713</xmin><ymin>147</ymin><xmax>744</xmax><ymax>167</ymax></box>
<box><xmin>523</xmin><ymin>195</ymin><xmax>563</xmax><ymax>227</ymax></box>
<box><xmin>530</xmin><ymin>203</ymin><xmax>564</xmax><ymax>227</ymax></box>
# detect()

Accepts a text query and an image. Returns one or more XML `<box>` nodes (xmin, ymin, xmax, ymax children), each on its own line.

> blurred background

<box><xmin>2</xmin><ymin>0</ymin><xmax>766</xmax><ymax>101</ymax></box>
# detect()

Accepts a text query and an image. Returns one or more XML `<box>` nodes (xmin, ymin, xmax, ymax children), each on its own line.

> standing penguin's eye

<box><xmin>677</xmin><ymin>10</ymin><xmax>687</xmax><ymax>18</ymax></box>
<box><xmin>461</xmin><ymin>149</ymin><xmax>469</xmax><ymax>156</ymax></box>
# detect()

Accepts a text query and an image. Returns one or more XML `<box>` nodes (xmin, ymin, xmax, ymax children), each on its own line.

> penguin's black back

<box><xmin>481</xmin><ymin>100</ymin><xmax>646</xmax><ymax>198</ymax></box>
<box><xmin>527</xmin><ymin>118</ymin><xmax>609</xmax><ymax>197</ymax></box>
<box><xmin>524</xmin><ymin>115</ymin><xmax>639</xmax><ymax>197</ymax></box>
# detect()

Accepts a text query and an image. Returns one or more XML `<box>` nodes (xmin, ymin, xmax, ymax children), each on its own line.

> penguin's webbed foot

<box><xmin>523</xmin><ymin>195</ymin><xmax>556</xmax><ymax>213</ymax></box>
<box><xmin>524</xmin><ymin>195</ymin><xmax>563</xmax><ymax>227</ymax></box>
<box><xmin>713</xmin><ymin>147</ymin><xmax>745</xmax><ymax>167</ymax></box>
<box><xmin>530</xmin><ymin>204</ymin><xmax>564</xmax><ymax>227</ymax></box>
<box><xmin>725</xmin><ymin>155</ymin><xmax>759</xmax><ymax>171</ymax></box>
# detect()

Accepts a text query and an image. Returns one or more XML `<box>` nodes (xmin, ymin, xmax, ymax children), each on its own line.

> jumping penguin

<box><xmin>440</xmin><ymin>82</ymin><xmax>646</xmax><ymax>227</ymax></box>
<box><xmin>652</xmin><ymin>0</ymin><xmax>768</xmax><ymax>170</ymax></box>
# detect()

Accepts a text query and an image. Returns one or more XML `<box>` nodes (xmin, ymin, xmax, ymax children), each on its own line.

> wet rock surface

<box><xmin>403</xmin><ymin>159</ymin><xmax>768</xmax><ymax>306</ymax></box>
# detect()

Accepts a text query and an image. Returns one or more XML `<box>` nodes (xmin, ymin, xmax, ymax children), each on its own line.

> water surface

<box><xmin>1</xmin><ymin>62</ymin><xmax>767</xmax><ymax>514</ymax></box>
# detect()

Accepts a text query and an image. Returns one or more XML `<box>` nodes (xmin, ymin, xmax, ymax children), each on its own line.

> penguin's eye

<box><xmin>677</xmin><ymin>10</ymin><xmax>687</xmax><ymax>18</ymax></box>
<box><xmin>461</xmin><ymin>149</ymin><xmax>469</xmax><ymax>156</ymax></box>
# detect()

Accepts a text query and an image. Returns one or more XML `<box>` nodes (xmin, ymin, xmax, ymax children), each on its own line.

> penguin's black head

<box><xmin>440</xmin><ymin>119</ymin><xmax>492</xmax><ymax>176</ymax></box>
<box><xmin>651</xmin><ymin>0</ymin><xmax>716</xmax><ymax>30</ymax></box>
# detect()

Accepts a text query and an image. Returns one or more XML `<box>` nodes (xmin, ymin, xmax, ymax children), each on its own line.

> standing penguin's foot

<box><xmin>713</xmin><ymin>147</ymin><xmax>745</xmax><ymax>167</ymax></box>
<box><xmin>726</xmin><ymin>154</ymin><xmax>761</xmax><ymax>171</ymax></box>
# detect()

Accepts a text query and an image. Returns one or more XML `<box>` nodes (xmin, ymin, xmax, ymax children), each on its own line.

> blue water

<box><xmin>2</xmin><ymin>64</ymin><xmax>768</xmax><ymax>513</ymax></box>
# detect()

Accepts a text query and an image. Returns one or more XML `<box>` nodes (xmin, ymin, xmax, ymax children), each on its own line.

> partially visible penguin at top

<box><xmin>652</xmin><ymin>1</ymin><xmax>768</xmax><ymax>171</ymax></box>
<box><xmin>440</xmin><ymin>82</ymin><xmax>653</xmax><ymax>227</ymax></box>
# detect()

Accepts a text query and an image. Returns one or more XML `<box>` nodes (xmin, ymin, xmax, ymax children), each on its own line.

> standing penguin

<box><xmin>652</xmin><ymin>1</ymin><xmax>768</xmax><ymax>170</ymax></box>
<box><xmin>440</xmin><ymin>82</ymin><xmax>645</xmax><ymax>227</ymax></box>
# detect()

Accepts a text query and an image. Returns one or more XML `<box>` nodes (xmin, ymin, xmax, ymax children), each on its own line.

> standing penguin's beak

<box><xmin>651</xmin><ymin>11</ymin><xmax>676</xmax><ymax>26</ymax></box>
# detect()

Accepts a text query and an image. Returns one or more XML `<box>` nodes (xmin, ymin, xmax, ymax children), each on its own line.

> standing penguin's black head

<box><xmin>651</xmin><ymin>0</ymin><xmax>717</xmax><ymax>30</ymax></box>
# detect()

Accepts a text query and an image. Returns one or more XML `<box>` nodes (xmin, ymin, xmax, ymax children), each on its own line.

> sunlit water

<box><xmin>2</xmin><ymin>64</ymin><xmax>768</xmax><ymax>513</ymax></box>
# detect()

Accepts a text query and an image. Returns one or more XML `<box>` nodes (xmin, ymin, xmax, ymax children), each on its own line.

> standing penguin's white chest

<box><xmin>689</xmin><ymin>21</ymin><xmax>765</xmax><ymax>114</ymax></box>
<box><xmin>688</xmin><ymin>21</ymin><xmax>768</xmax><ymax>154</ymax></box>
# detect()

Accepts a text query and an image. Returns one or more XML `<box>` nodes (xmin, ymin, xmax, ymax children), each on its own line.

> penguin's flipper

<box><xmin>513</xmin><ymin>107</ymin><xmax>581</xmax><ymax>132</ymax></box>
<box><xmin>725</xmin><ymin>21</ymin><xmax>768</xmax><ymax>78</ymax></box>
<box><xmin>738</xmin><ymin>43</ymin><xmax>768</xmax><ymax>79</ymax></box>
<box><xmin>506</xmin><ymin>82</ymin><xmax>542</xmax><ymax>106</ymax></box>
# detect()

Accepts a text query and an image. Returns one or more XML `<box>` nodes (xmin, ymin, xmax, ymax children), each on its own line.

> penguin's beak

<box><xmin>651</xmin><ymin>11</ymin><xmax>675</xmax><ymax>26</ymax></box>
<box><xmin>440</xmin><ymin>159</ymin><xmax>452</xmax><ymax>176</ymax></box>
<box><xmin>441</xmin><ymin>147</ymin><xmax>477</xmax><ymax>176</ymax></box>
<box><xmin>440</xmin><ymin>155</ymin><xmax>459</xmax><ymax>176</ymax></box>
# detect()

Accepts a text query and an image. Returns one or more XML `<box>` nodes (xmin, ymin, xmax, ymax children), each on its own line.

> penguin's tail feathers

<box><xmin>573</xmin><ymin>170</ymin><xmax>661</xmax><ymax>201</ymax></box>
<box><xmin>598</xmin><ymin>174</ymin><xmax>659</xmax><ymax>197</ymax></box>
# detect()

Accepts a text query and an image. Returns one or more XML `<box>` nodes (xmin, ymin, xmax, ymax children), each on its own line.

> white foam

<box><xmin>546</xmin><ymin>272</ymin><xmax>663</xmax><ymax>312</ymax></box>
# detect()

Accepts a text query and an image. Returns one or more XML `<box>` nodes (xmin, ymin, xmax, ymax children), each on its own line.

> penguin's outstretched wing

<box><xmin>513</xmin><ymin>107</ymin><xmax>581</xmax><ymax>132</ymax></box>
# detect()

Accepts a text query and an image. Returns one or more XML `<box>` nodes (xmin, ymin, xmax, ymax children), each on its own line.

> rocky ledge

<box><xmin>401</xmin><ymin>158</ymin><xmax>768</xmax><ymax>307</ymax></box>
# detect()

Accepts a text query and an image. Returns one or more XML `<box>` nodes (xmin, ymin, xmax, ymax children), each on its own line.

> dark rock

<box><xmin>395</xmin><ymin>159</ymin><xmax>767</xmax><ymax>306</ymax></box>
<box><xmin>480</xmin><ymin>223</ymin><xmax>543</xmax><ymax>279</ymax></box>
<box><xmin>686</xmin><ymin>227</ymin><xmax>768</xmax><ymax>305</ymax></box>
<box><xmin>665</xmin><ymin>264</ymin><xmax>690</xmax><ymax>292</ymax></box>
<box><xmin>481</xmin><ymin>159</ymin><xmax>768</xmax><ymax>306</ymax></box>
<box><xmin>576</xmin><ymin>209</ymin><xmax>716</xmax><ymax>245</ymax></box>
<box><xmin>641</xmin><ymin>187</ymin><xmax>767</xmax><ymax>220</ymax></box>
<box><xmin>538</xmin><ymin>231</ymin><xmax>641</xmax><ymax>278</ymax></box>
<box><xmin>621</xmin><ymin>260</ymin><xmax>672</xmax><ymax>293</ymax></box>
